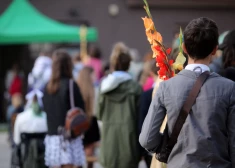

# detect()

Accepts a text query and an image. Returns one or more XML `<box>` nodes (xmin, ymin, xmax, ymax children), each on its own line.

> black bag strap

<box><xmin>69</xmin><ymin>79</ymin><xmax>75</xmax><ymax>108</ymax></box>
<box><xmin>168</xmin><ymin>71</ymin><xmax>210</xmax><ymax>148</ymax></box>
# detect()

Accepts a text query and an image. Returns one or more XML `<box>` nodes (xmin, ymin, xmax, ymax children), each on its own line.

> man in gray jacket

<box><xmin>139</xmin><ymin>17</ymin><xmax>235</xmax><ymax>168</ymax></box>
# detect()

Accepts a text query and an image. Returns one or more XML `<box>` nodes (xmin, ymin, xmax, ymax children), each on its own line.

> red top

<box><xmin>9</xmin><ymin>76</ymin><xmax>22</xmax><ymax>96</ymax></box>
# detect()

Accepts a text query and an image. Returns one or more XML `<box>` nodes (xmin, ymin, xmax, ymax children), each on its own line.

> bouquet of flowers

<box><xmin>142</xmin><ymin>1</ymin><xmax>186</xmax><ymax>168</ymax></box>
<box><xmin>142</xmin><ymin>0</ymin><xmax>186</xmax><ymax>80</ymax></box>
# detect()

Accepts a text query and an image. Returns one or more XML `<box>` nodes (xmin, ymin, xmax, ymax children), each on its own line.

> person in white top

<box><xmin>28</xmin><ymin>49</ymin><xmax>52</xmax><ymax>91</ymax></box>
<box><xmin>14</xmin><ymin>90</ymin><xmax>47</xmax><ymax>145</ymax></box>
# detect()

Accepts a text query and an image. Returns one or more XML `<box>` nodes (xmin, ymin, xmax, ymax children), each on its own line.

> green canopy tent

<box><xmin>0</xmin><ymin>0</ymin><xmax>98</xmax><ymax>44</ymax></box>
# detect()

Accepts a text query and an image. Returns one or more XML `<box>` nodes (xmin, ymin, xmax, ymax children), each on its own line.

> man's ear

<box><xmin>182</xmin><ymin>43</ymin><xmax>188</xmax><ymax>54</ymax></box>
<box><xmin>211</xmin><ymin>45</ymin><xmax>218</xmax><ymax>55</ymax></box>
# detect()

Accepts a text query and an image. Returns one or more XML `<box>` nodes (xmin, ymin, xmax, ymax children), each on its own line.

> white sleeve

<box><xmin>43</xmin><ymin>68</ymin><xmax>52</xmax><ymax>83</ymax></box>
<box><xmin>32</xmin><ymin>59</ymin><xmax>44</xmax><ymax>78</ymax></box>
<box><xmin>13</xmin><ymin>116</ymin><xmax>21</xmax><ymax>145</ymax></box>
<box><xmin>28</xmin><ymin>73</ymin><xmax>34</xmax><ymax>87</ymax></box>
<box><xmin>32</xmin><ymin>56</ymin><xmax>51</xmax><ymax>79</ymax></box>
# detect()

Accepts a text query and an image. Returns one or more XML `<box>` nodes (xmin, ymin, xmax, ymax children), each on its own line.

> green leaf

<box><xmin>143</xmin><ymin>0</ymin><xmax>149</xmax><ymax>9</ymax></box>
<box><xmin>143</xmin><ymin>0</ymin><xmax>152</xmax><ymax>19</ymax></box>
<box><xmin>162</xmin><ymin>163</ymin><xmax>167</xmax><ymax>168</ymax></box>
<box><xmin>143</xmin><ymin>0</ymin><xmax>157</xmax><ymax>31</ymax></box>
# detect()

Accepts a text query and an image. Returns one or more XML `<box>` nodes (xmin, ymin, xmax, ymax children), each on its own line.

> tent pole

<box><xmin>80</xmin><ymin>25</ymin><xmax>88</xmax><ymax>63</ymax></box>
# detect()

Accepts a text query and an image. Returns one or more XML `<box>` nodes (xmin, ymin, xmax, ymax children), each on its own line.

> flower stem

<box><xmin>143</xmin><ymin>0</ymin><xmax>174</xmax><ymax>79</ymax></box>
<box><xmin>143</xmin><ymin>0</ymin><xmax>157</xmax><ymax>32</ymax></box>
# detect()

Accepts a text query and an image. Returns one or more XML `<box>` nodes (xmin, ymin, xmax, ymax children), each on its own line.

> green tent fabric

<box><xmin>0</xmin><ymin>0</ymin><xmax>98</xmax><ymax>44</ymax></box>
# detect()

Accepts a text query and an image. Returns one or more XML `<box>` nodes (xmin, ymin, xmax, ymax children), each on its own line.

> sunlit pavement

<box><xmin>0</xmin><ymin>132</ymin><xmax>11</xmax><ymax>168</ymax></box>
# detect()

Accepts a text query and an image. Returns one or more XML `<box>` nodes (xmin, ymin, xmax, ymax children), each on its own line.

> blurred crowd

<box><xmin>3</xmin><ymin>28</ymin><xmax>235</xmax><ymax>168</ymax></box>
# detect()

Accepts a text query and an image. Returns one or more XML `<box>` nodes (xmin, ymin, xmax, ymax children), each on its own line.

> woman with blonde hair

<box><xmin>77</xmin><ymin>67</ymin><xmax>94</xmax><ymax>119</ymax></box>
<box><xmin>109</xmin><ymin>42</ymin><xmax>129</xmax><ymax>72</ymax></box>
<box><xmin>77</xmin><ymin>66</ymin><xmax>100</xmax><ymax>168</ymax></box>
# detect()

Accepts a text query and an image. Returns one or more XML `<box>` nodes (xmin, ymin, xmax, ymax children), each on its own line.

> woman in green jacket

<box><xmin>97</xmin><ymin>48</ymin><xmax>142</xmax><ymax>168</ymax></box>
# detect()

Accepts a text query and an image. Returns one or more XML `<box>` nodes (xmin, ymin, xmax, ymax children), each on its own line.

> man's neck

<box><xmin>187</xmin><ymin>56</ymin><xmax>211</xmax><ymax>66</ymax></box>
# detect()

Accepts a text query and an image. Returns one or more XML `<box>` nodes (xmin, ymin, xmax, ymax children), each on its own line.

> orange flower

<box><xmin>146</xmin><ymin>30</ymin><xmax>153</xmax><ymax>44</ymax></box>
<box><xmin>142</xmin><ymin>0</ymin><xmax>175</xmax><ymax>81</ymax></box>
<box><xmin>152</xmin><ymin>31</ymin><xmax>163</xmax><ymax>44</ymax></box>
<box><xmin>142</xmin><ymin>17</ymin><xmax>162</xmax><ymax>45</ymax></box>
<box><xmin>146</xmin><ymin>31</ymin><xmax>163</xmax><ymax>45</ymax></box>
<box><xmin>142</xmin><ymin>17</ymin><xmax>154</xmax><ymax>31</ymax></box>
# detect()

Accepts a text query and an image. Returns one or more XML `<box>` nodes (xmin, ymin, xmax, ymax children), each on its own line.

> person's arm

<box><xmin>228</xmin><ymin>84</ymin><xmax>235</xmax><ymax>167</ymax></box>
<box><xmin>73</xmin><ymin>81</ymin><xmax>85</xmax><ymax>111</ymax></box>
<box><xmin>139</xmin><ymin>83</ymin><xmax>166</xmax><ymax>152</ymax></box>
<box><xmin>96</xmin><ymin>93</ymin><xmax>104</xmax><ymax>121</ymax></box>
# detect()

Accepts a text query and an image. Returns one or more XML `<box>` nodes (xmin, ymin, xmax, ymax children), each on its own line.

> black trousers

<box><xmin>143</xmin><ymin>153</ymin><xmax>152</xmax><ymax>168</ymax></box>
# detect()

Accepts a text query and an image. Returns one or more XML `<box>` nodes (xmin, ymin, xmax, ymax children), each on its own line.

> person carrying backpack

<box><xmin>43</xmin><ymin>49</ymin><xmax>85</xmax><ymax>168</ymax></box>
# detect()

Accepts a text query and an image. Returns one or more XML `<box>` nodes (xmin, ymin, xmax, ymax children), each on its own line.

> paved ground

<box><xmin>0</xmin><ymin>132</ymin><xmax>11</xmax><ymax>168</ymax></box>
<box><xmin>0</xmin><ymin>132</ymin><xmax>147</xmax><ymax>168</ymax></box>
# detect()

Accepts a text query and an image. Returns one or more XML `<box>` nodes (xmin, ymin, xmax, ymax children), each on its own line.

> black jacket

<box><xmin>43</xmin><ymin>78</ymin><xmax>84</xmax><ymax>135</ymax></box>
<box><xmin>139</xmin><ymin>88</ymin><xmax>153</xmax><ymax>133</ymax></box>
<box><xmin>139</xmin><ymin>88</ymin><xmax>153</xmax><ymax>157</ymax></box>
<box><xmin>220</xmin><ymin>66</ymin><xmax>235</xmax><ymax>82</ymax></box>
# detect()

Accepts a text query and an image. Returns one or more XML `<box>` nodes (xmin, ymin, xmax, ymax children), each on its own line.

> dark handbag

<box><xmin>83</xmin><ymin>116</ymin><xmax>100</xmax><ymax>145</ymax></box>
<box><xmin>155</xmin><ymin>71</ymin><xmax>210</xmax><ymax>163</ymax></box>
<box><xmin>58</xmin><ymin>80</ymin><xmax>90</xmax><ymax>139</ymax></box>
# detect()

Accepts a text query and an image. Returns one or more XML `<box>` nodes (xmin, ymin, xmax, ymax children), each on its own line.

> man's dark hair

<box><xmin>184</xmin><ymin>17</ymin><xmax>219</xmax><ymax>60</ymax></box>
<box><xmin>114</xmin><ymin>52</ymin><xmax>131</xmax><ymax>71</ymax></box>
<box><xmin>220</xmin><ymin>30</ymin><xmax>235</xmax><ymax>69</ymax></box>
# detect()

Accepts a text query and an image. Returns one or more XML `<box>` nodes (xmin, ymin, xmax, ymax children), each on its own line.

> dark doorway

<box><xmin>0</xmin><ymin>45</ymin><xmax>31</xmax><ymax>122</ymax></box>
